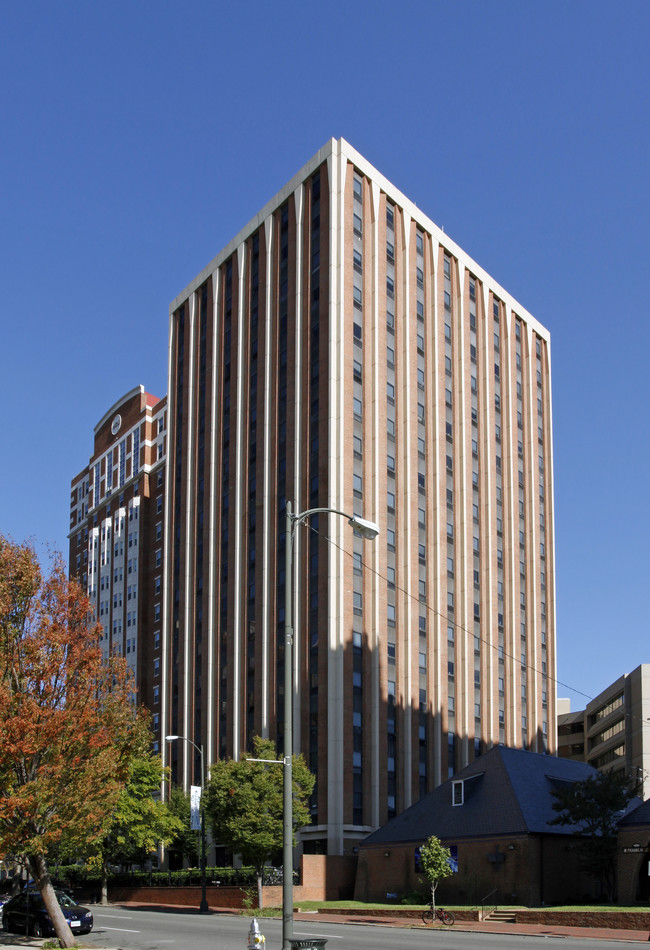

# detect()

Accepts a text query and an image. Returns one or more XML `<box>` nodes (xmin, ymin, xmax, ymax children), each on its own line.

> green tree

<box><xmin>419</xmin><ymin>835</ymin><xmax>453</xmax><ymax>913</ymax></box>
<box><xmin>0</xmin><ymin>536</ymin><xmax>143</xmax><ymax>948</ymax></box>
<box><xmin>550</xmin><ymin>769</ymin><xmax>636</xmax><ymax>900</ymax></box>
<box><xmin>204</xmin><ymin>736</ymin><xmax>315</xmax><ymax>908</ymax></box>
<box><xmin>83</xmin><ymin>722</ymin><xmax>183</xmax><ymax>903</ymax></box>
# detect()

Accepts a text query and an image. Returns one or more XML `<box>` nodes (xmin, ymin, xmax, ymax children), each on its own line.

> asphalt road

<box><xmin>81</xmin><ymin>906</ymin><xmax>641</xmax><ymax>950</ymax></box>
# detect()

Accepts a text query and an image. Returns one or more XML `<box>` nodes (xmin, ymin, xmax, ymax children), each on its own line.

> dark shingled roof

<box><xmin>362</xmin><ymin>746</ymin><xmax>602</xmax><ymax>846</ymax></box>
<box><xmin>619</xmin><ymin>797</ymin><xmax>650</xmax><ymax>827</ymax></box>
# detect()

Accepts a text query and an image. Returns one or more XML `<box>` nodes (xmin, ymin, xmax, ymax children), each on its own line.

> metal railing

<box><xmin>476</xmin><ymin>887</ymin><xmax>498</xmax><ymax>921</ymax></box>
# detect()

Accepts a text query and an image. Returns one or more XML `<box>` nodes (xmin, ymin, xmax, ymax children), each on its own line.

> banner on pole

<box><xmin>190</xmin><ymin>785</ymin><xmax>202</xmax><ymax>831</ymax></box>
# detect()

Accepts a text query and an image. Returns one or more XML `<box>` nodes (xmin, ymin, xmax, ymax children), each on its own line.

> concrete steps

<box><xmin>486</xmin><ymin>909</ymin><xmax>517</xmax><ymax>923</ymax></box>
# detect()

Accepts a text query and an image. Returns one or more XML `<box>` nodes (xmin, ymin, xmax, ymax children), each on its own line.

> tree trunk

<box><xmin>27</xmin><ymin>853</ymin><xmax>76</xmax><ymax>949</ymax></box>
<box><xmin>101</xmin><ymin>859</ymin><xmax>109</xmax><ymax>905</ymax></box>
<box><xmin>11</xmin><ymin>865</ymin><xmax>22</xmax><ymax>896</ymax></box>
<box><xmin>256</xmin><ymin>870</ymin><xmax>264</xmax><ymax>910</ymax></box>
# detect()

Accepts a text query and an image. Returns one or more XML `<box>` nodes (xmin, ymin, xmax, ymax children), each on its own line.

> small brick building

<box><xmin>355</xmin><ymin>746</ymin><xmax>638</xmax><ymax>906</ymax></box>
<box><xmin>617</xmin><ymin>799</ymin><xmax>650</xmax><ymax>904</ymax></box>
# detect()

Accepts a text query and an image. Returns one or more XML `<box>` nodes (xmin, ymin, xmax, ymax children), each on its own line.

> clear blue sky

<box><xmin>1</xmin><ymin>0</ymin><xmax>648</xmax><ymax>708</ymax></box>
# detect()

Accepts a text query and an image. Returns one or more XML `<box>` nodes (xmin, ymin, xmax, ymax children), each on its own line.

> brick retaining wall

<box><xmin>108</xmin><ymin>883</ymin><xmax>328</xmax><ymax>909</ymax></box>
<box><xmin>515</xmin><ymin>911</ymin><xmax>650</xmax><ymax>930</ymax></box>
<box><xmin>319</xmin><ymin>908</ymin><xmax>650</xmax><ymax>929</ymax></box>
<box><xmin>320</xmin><ymin>908</ymin><xmax>479</xmax><ymax>921</ymax></box>
<box><xmin>106</xmin><ymin>854</ymin><xmax>356</xmax><ymax>907</ymax></box>
<box><xmin>109</xmin><ymin>886</ymin><xmax>250</xmax><ymax>909</ymax></box>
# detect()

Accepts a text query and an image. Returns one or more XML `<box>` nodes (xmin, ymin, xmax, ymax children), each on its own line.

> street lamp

<box><xmin>166</xmin><ymin>734</ymin><xmax>209</xmax><ymax>914</ymax></box>
<box><xmin>283</xmin><ymin>502</ymin><xmax>379</xmax><ymax>949</ymax></box>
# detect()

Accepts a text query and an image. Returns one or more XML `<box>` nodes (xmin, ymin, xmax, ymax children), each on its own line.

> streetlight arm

<box><xmin>288</xmin><ymin>506</ymin><xmax>379</xmax><ymax>540</ymax></box>
<box><xmin>165</xmin><ymin>733</ymin><xmax>201</xmax><ymax>758</ymax></box>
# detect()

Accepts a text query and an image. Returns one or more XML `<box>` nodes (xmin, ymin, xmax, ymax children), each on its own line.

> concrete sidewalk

<box><xmin>294</xmin><ymin>907</ymin><xmax>650</xmax><ymax>942</ymax></box>
<box><xmin>313</xmin><ymin>910</ymin><xmax>650</xmax><ymax>942</ymax></box>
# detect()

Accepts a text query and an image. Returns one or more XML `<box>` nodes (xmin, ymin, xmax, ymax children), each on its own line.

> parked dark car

<box><xmin>1</xmin><ymin>890</ymin><xmax>93</xmax><ymax>937</ymax></box>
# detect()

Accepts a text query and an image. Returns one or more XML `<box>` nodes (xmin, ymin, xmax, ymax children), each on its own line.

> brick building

<box><xmin>69</xmin><ymin>385</ymin><xmax>167</xmax><ymax>748</ymax></box>
<box><xmin>618</xmin><ymin>798</ymin><xmax>650</xmax><ymax>903</ymax></box>
<box><xmin>161</xmin><ymin>137</ymin><xmax>557</xmax><ymax>856</ymax></box>
<box><xmin>355</xmin><ymin>746</ymin><xmax>608</xmax><ymax>906</ymax></box>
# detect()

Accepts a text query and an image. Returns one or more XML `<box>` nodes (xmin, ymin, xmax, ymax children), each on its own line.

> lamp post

<box><xmin>283</xmin><ymin>502</ymin><xmax>379</xmax><ymax>950</ymax></box>
<box><xmin>166</xmin><ymin>734</ymin><xmax>209</xmax><ymax>914</ymax></box>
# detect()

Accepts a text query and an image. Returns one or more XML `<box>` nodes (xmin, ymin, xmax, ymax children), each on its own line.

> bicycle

<box><xmin>422</xmin><ymin>905</ymin><xmax>455</xmax><ymax>926</ymax></box>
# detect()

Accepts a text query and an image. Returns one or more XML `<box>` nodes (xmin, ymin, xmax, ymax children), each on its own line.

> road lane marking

<box><xmin>294</xmin><ymin>933</ymin><xmax>342</xmax><ymax>939</ymax></box>
<box><xmin>95</xmin><ymin>914</ymin><xmax>134</xmax><ymax>919</ymax></box>
<box><xmin>99</xmin><ymin>925</ymin><xmax>141</xmax><ymax>932</ymax></box>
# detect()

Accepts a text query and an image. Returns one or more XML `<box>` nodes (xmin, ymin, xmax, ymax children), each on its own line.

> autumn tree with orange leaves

<box><xmin>0</xmin><ymin>536</ymin><xmax>145</xmax><ymax>948</ymax></box>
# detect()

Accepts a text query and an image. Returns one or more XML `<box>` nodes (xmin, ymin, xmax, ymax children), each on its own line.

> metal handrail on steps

<box><xmin>476</xmin><ymin>887</ymin><xmax>498</xmax><ymax>921</ymax></box>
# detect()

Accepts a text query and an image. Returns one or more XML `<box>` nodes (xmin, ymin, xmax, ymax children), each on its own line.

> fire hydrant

<box><xmin>247</xmin><ymin>917</ymin><xmax>265</xmax><ymax>949</ymax></box>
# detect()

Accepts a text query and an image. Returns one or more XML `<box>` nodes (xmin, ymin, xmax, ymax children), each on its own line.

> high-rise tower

<box><xmin>69</xmin><ymin>385</ymin><xmax>167</xmax><ymax>748</ymax></box>
<box><xmin>163</xmin><ymin>138</ymin><xmax>556</xmax><ymax>855</ymax></box>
